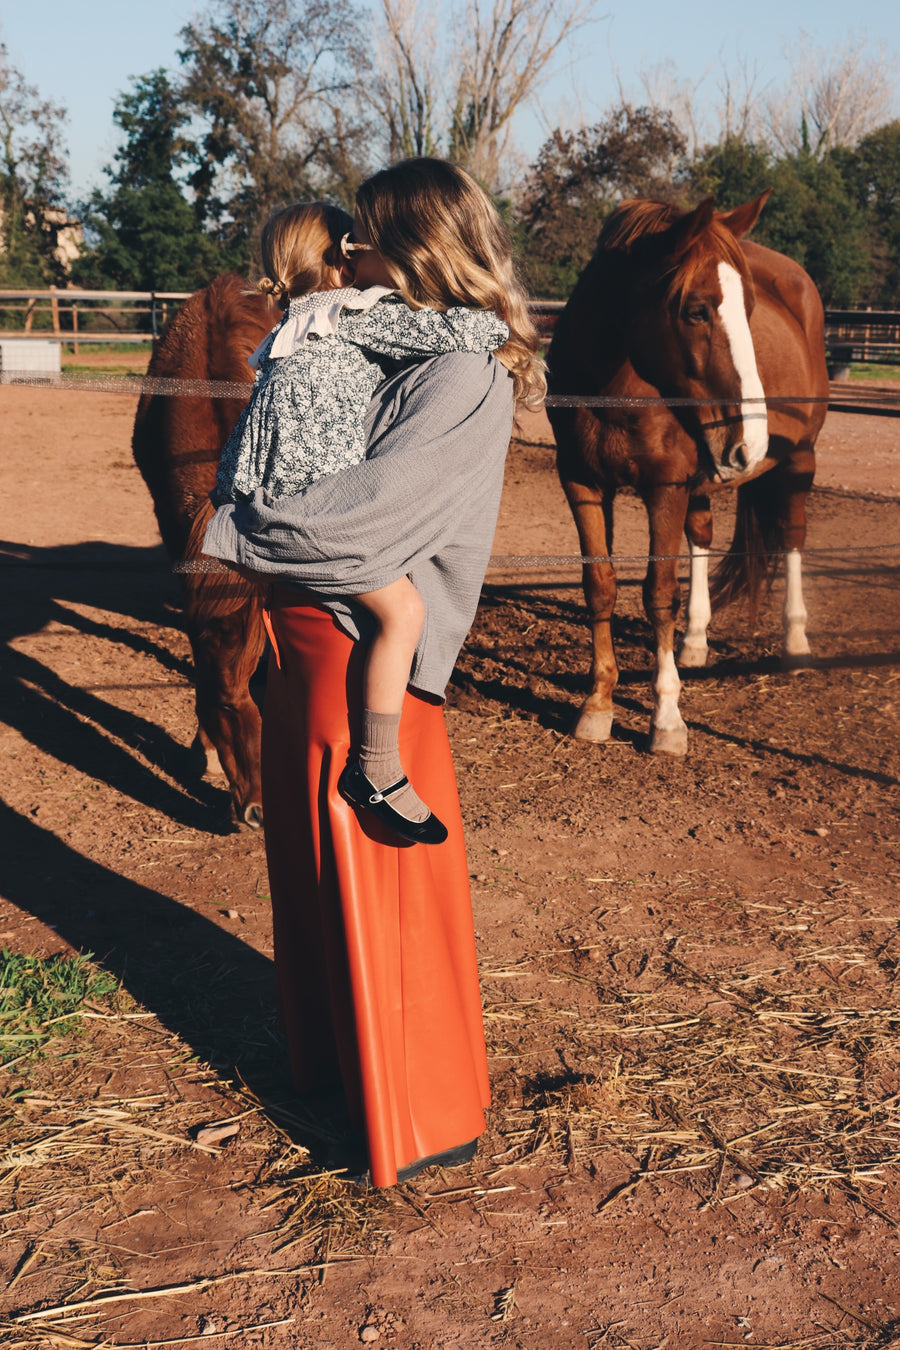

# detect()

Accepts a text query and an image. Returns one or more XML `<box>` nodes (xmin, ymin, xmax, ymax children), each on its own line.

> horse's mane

<box><xmin>599</xmin><ymin>199</ymin><xmax>680</xmax><ymax>251</ymax></box>
<box><xmin>599</xmin><ymin>198</ymin><xmax>748</xmax><ymax>300</ymax></box>
<box><xmin>148</xmin><ymin>273</ymin><xmax>271</xmax><ymax>383</ymax></box>
<box><xmin>204</xmin><ymin>273</ymin><xmax>274</xmax><ymax>343</ymax></box>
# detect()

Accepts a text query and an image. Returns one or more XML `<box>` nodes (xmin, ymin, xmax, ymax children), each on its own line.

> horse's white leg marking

<box><xmin>680</xmin><ymin>541</ymin><xmax>711</xmax><ymax>667</ymax></box>
<box><xmin>717</xmin><ymin>263</ymin><xmax>769</xmax><ymax>470</ymax></box>
<box><xmin>650</xmin><ymin>646</ymin><xmax>688</xmax><ymax>756</ymax></box>
<box><xmin>191</xmin><ymin>730</ymin><xmax>226</xmax><ymax>779</ymax></box>
<box><xmin>783</xmin><ymin>547</ymin><xmax>811</xmax><ymax>667</ymax></box>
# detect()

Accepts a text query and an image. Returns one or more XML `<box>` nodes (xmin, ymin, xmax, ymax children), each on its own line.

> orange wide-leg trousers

<box><xmin>260</xmin><ymin>591</ymin><xmax>490</xmax><ymax>1187</ymax></box>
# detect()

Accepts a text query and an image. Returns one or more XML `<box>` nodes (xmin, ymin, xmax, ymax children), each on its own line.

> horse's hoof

<box><xmin>573</xmin><ymin>709</ymin><xmax>613</xmax><ymax>742</ymax></box>
<box><xmin>678</xmin><ymin>640</ymin><xmax>708</xmax><ymax>669</ymax></box>
<box><xmin>241</xmin><ymin>802</ymin><xmax>264</xmax><ymax>829</ymax></box>
<box><xmin>649</xmin><ymin>723</ymin><xmax>688</xmax><ymax>756</ymax></box>
<box><xmin>783</xmin><ymin>651</ymin><xmax>813</xmax><ymax>675</ymax></box>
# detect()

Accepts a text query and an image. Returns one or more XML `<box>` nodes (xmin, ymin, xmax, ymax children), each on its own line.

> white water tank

<box><xmin>0</xmin><ymin>339</ymin><xmax>62</xmax><ymax>380</ymax></box>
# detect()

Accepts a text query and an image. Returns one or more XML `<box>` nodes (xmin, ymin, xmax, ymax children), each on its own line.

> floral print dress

<box><xmin>214</xmin><ymin>286</ymin><xmax>509</xmax><ymax>504</ymax></box>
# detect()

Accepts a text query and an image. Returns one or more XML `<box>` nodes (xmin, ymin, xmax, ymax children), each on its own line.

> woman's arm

<box><xmin>202</xmin><ymin>352</ymin><xmax>513</xmax><ymax>594</ymax></box>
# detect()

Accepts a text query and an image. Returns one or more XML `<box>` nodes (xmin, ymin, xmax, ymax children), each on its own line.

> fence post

<box><xmin>72</xmin><ymin>304</ymin><xmax>80</xmax><ymax>357</ymax></box>
<box><xmin>151</xmin><ymin>292</ymin><xmax>158</xmax><ymax>341</ymax></box>
<box><xmin>49</xmin><ymin>285</ymin><xmax>60</xmax><ymax>337</ymax></box>
<box><xmin>24</xmin><ymin>297</ymin><xmax>35</xmax><ymax>333</ymax></box>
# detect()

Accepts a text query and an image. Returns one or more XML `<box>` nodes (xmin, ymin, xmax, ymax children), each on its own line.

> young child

<box><xmin>213</xmin><ymin>201</ymin><xmax>509</xmax><ymax>845</ymax></box>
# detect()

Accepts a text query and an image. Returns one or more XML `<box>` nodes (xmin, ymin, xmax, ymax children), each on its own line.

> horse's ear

<box><xmin>666</xmin><ymin>198</ymin><xmax>716</xmax><ymax>258</ymax></box>
<box><xmin>718</xmin><ymin>189</ymin><xmax>773</xmax><ymax>239</ymax></box>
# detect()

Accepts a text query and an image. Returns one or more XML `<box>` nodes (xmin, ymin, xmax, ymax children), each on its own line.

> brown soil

<box><xmin>1</xmin><ymin>377</ymin><xmax>899</xmax><ymax>1350</ymax></box>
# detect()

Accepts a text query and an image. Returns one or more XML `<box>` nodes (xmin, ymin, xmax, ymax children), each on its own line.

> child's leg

<box><xmin>354</xmin><ymin>577</ymin><xmax>430</xmax><ymax>823</ymax></box>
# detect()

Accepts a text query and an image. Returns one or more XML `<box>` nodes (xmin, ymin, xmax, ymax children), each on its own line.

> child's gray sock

<box><xmin>359</xmin><ymin>710</ymin><xmax>430</xmax><ymax>823</ymax></box>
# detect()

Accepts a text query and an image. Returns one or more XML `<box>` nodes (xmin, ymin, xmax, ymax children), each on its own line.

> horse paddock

<box><xmin>1</xmin><ymin>374</ymin><xmax>899</xmax><ymax>1349</ymax></box>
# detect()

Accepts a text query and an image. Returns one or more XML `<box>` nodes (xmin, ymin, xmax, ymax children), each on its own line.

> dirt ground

<box><xmin>1</xmin><ymin>361</ymin><xmax>899</xmax><ymax>1350</ymax></box>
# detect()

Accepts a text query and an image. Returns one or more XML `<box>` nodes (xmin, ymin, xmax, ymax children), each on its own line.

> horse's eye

<box><xmin>684</xmin><ymin>304</ymin><xmax>711</xmax><ymax>325</ymax></box>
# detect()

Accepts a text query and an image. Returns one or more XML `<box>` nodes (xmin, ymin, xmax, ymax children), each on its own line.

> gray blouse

<box><xmin>213</xmin><ymin>288</ymin><xmax>509</xmax><ymax>504</ymax></box>
<box><xmin>203</xmin><ymin>353</ymin><xmax>514</xmax><ymax>698</ymax></box>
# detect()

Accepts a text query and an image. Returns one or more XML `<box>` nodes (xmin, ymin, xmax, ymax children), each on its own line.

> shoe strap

<box><xmin>367</xmin><ymin>776</ymin><xmax>409</xmax><ymax>805</ymax></box>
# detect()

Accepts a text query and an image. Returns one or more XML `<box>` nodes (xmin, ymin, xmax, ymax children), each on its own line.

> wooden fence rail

<box><xmin>0</xmin><ymin>288</ymin><xmax>191</xmax><ymax>354</ymax></box>
<box><xmin>1</xmin><ymin>289</ymin><xmax>899</xmax><ymax>363</ymax></box>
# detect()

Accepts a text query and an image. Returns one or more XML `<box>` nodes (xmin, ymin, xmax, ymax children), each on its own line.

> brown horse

<box><xmin>132</xmin><ymin>274</ymin><xmax>272</xmax><ymax>826</ymax></box>
<box><xmin>547</xmin><ymin>192</ymin><xmax>828</xmax><ymax>755</ymax></box>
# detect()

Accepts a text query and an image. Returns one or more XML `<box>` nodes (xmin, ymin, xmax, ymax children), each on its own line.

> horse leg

<box><xmin>680</xmin><ymin>492</ymin><xmax>713</xmax><ymax>668</ymax></box>
<box><xmin>777</xmin><ymin>446</ymin><xmax>815</xmax><ymax>670</ymax></box>
<box><xmin>644</xmin><ymin>487</ymin><xmax>690</xmax><ymax>756</ymax></box>
<box><xmin>562</xmin><ymin>476</ymin><xmax>618</xmax><ymax>742</ymax></box>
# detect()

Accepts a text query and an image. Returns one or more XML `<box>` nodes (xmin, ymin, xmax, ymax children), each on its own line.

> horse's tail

<box><xmin>710</xmin><ymin>475</ymin><xmax>782</xmax><ymax>623</ymax></box>
<box><xmin>179</xmin><ymin>498</ymin><xmax>262</xmax><ymax>624</ymax></box>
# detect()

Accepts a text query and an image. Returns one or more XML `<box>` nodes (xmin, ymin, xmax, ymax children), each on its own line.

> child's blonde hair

<box><xmin>355</xmin><ymin>158</ymin><xmax>546</xmax><ymax>407</ymax></box>
<box><xmin>257</xmin><ymin>202</ymin><xmax>353</xmax><ymax>307</ymax></box>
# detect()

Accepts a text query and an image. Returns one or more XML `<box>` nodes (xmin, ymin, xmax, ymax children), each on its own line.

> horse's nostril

<box><xmin>729</xmin><ymin>442</ymin><xmax>749</xmax><ymax>471</ymax></box>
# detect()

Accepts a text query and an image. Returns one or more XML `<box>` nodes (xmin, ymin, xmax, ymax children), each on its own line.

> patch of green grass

<box><xmin>62</xmin><ymin>341</ymin><xmax>153</xmax><ymax>354</ymax></box>
<box><xmin>62</xmin><ymin>364</ymin><xmax>147</xmax><ymax>377</ymax></box>
<box><xmin>849</xmin><ymin>362</ymin><xmax>900</xmax><ymax>381</ymax></box>
<box><xmin>0</xmin><ymin>950</ymin><xmax>119</xmax><ymax>1061</ymax></box>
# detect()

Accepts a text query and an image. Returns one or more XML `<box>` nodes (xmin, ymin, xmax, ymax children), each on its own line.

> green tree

<box><xmin>687</xmin><ymin>136</ymin><xmax>871</xmax><ymax>306</ymax></box>
<box><xmin>516</xmin><ymin>104</ymin><xmax>687</xmax><ymax>298</ymax></box>
<box><xmin>74</xmin><ymin>70</ymin><xmax>234</xmax><ymax>292</ymax></box>
<box><xmin>836</xmin><ymin>120</ymin><xmax>900</xmax><ymax>304</ymax></box>
<box><xmin>177</xmin><ymin>0</ymin><xmax>372</xmax><ymax>253</ymax></box>
<box><xmin>0</xmin><ymin>41</ymin><xmax>69</xmax><ymax>285</ymax></box>
<box><xmin>687</xmin><ymin>136</ymin><xmax>774</xmax><ymax>209</ymax></box>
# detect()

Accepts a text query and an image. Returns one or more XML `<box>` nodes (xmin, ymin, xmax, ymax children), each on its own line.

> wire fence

<box><xmin>3</xmin><ymin>368</ymin><xmax>898</xmax><ymax>417</ymax></box>
<box><xmin>2</xmin><ymin>365</ymin><xmax>898</xmax><ymax>576</ymax></box>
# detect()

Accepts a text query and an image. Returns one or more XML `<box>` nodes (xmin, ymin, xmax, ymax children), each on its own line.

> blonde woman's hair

<box><xmin>257</xmin><ymin>202</ymin><xmax>352</xmax><ymax>307</ymax></box>
<box><xmin>355</xmin><ymin>159</ymin><xmax>546</xmax><ymax>406</ymax></box>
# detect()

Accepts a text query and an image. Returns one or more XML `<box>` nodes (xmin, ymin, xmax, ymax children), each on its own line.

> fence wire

<box><xmin>3</xmin><ymin>367</ymin><xmax>898</xmax><ymax>575</ymax></box>
<box><xmin>5</xmin><ymin>367</ymin><xmax>899</xmax><ymax>418</ymax></box>
<box><xmin>0</xmin><ymin>368</ymin><xmax>840</xmax><ymax>409</ymax></box>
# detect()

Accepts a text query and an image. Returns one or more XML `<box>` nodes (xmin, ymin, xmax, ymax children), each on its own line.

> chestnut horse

<box><xmin>547</xmin><ymin>192</ymin><xmax>828</xmax><ymax>755</ymax></box>
<box><xmin>132</xmin><ymin>274</ymin><xmax>272</xmax><ymax>826</ymax></box>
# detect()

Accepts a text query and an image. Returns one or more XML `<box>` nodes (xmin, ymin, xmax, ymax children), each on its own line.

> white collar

<box><xmin>248</xmin><ymin>286</ymin><xmax>395</xmax><ymax>369</ymax></box>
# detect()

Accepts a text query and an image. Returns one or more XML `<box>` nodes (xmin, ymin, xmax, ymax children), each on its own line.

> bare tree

<box><xmin>765</xmin><ymin>33</ymin><xmax>899</xmax><ymax>158</ymax></box>
<box><xmin>637</xmin><ymin>59</ymin><xmax>706</xmax><ymax>159</ymax></box>
<box><xmin>637</xmin><ymin>53</ymin><xmax>768</xmax><ymax>158</ymax></box>
<box><xmin>716</xmin><ymin>58</ymin><xmax>766</xmax><ymax>144</ymax></box>
<box><xmin>371</xmin><ymin>0</ymin><xmax>441</xmax><ymax>160</ymax></box>
<box><xmin>369</xmin><ymin>0</ymin><xmax>599</xmax><ymax>192</ymax></box>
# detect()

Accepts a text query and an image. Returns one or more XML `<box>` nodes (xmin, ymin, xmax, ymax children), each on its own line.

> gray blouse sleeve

<box><xmin>202</xmin><ymin>352</ymin><xmax>514</xmax><ymax>594</ymax></box>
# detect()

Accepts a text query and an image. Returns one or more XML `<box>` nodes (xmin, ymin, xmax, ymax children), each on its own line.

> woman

<box><xmin>204</xmin><ymin>157</ymin><xmax>545</xmax><ymax>1186</ymax></box>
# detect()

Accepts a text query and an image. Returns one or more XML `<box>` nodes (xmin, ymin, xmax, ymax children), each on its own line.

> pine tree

<box><xmin>75</xmin><ymin>71</ymin><xmax>236</xmax><ymax>292</ymax></box>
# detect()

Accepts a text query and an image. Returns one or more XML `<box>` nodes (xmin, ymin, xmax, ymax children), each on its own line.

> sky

<box><xmin>2</xmin><ymin>0</ymin><xmax>899</xmax><ymax>204</ymax></box>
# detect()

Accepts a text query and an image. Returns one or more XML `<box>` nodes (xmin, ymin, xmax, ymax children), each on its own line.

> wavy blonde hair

<box><xmin>257</xmin><ymin>202</ymin><xmax>352</xmax><ymax>307</ymax></box>
<box><xmin>355</xmin><ymin>158</ymin><xmax>546</xmax><ymax>407</ymax></box>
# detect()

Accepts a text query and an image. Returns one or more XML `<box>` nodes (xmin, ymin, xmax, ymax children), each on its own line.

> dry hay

<box><xmin>584</xmin><ymin>1325</ymin><xmax>900</xmax><ymax>1350</ymax></box>
<box><xmin>0</xmin><ymin>954</ymin><xmax>385</xmax><ymax>1345</ymax></box>
<box><xmin>480</xmin><ymin>885</ymin><xmax>900</xmax><ymax>1220</ymax></box>
<box><xmin>3</xmin><ymin>883</ymin><xmax>900</xmax><ymax>1346</ymax></box>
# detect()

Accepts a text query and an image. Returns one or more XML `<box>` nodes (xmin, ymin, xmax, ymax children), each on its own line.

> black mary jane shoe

<box><xmin>338</xmin><ymin>759</ymin><xmax>448</xmax><ymax>846</ymax></box>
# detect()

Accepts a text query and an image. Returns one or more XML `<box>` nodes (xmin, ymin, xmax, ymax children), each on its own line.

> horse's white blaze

<box><xmin>681</xmin><ymin>542</ymin><xmax>711</xmax><ymax>666</ymax></box>
<box><xmin>717</xmin><ymin>262</ymin><xmax>769</xmax><ymax>469</ymax></box>
<box><xmin>783</xmin><ymin>548</ymin><xmax>810</xmax><ymax>657</ymax></box>
<box><xmin>652</xmin><ymin>646</ymin><xmax>684</xmax><ymax>732</ymax></box>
